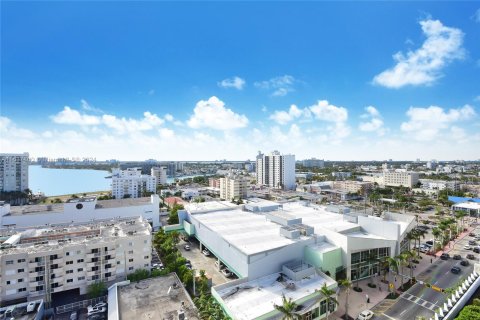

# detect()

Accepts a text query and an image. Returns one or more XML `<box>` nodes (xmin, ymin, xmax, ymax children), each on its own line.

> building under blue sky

<box><xmin>1</xmin><ymin>2</ymin><xmax>479</xmax><ymax>160</ymax></box>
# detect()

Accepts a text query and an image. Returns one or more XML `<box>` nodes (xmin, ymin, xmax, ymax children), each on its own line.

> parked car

<box><xmin>469</xmin><ymin>232</ymin><xmax>476</xmax><ymax>237</ymax></box>
<box><xmin>419</xmin><ymin>246</ymin><xmax>429</xmax><ymax>253</ymax></box>
<box><xmin>460</xmin><ymin>260</ymin><xmax>470</xmax><ymax>266</ymax></box>
<box><xmin>221</xmin><ymin>268</ymin><xmax>233</xmax><ymax>277</ymax></box>
<box><xmin>152</xmin><ymin>263</ymin><xmax>164</xmax><ymax>270</ymax></box>
<box><xmin>87</xmin><ymin>303</ymin><xmax>107</xmax><ymax>316</ymax></box>
<box><xmin>440</xmin><ymin>253</ymin><xmax>450</xmax><ymax>260</ymax></box>
<box><xmin>464</xmin><ymin>245</ymin><xmax>472</xmax><ymax>250</ymax></box>
<box><xmin>184</xmin><ymin>244</ymin><xmax>191</xmax><ymax>251</ymax></box>
<box><xmin>88</xmin><ymin>314</ymin><xmax>106</xmax><ymax>320</ymax></box>
<box><xmin>474</xmin><ymin>247</ymin><xmax>480</xmax><ymax>254</ymax></box>
<box><xmin>426</xmin><ymin>240</ymin><xmax>434</xmax><ymax>246</ymax></box>
<box><xmin>357</xmin><ymin>310</ymin><xmax>374</xmax><ymax>320</ymax></box>
<box><xmin>467</xmin><ymin>254</ymin><xmax>475</xmax><ymax>260</ymax></box>
<box><xmin>451</xmin><ymin>266</ymin><xmax>461</xmax><ymax>274</ymax></box>
<box><xmin>27</xmin><ymin>302</ymin><xmax>36</xmax><ymax>313</ymax></box>
<box><xmin>469</xmin><ymin>240</ymin><xmax>477</xmax><ymax>245</ymax></box>
<box><xmin>69</xmin><ymin>311</ymin><xmax>78</xmax><ymax>320</ymax></box>
<box><xmin>215</xmin><ymin>260</ymin><xmax>223</xmax><ymax>269</ymax></box>
<box><xmin>453</xmin><ymin>254</ymin><xmax>462</xmax><ymax>260</ymax></box>
<box><xmin>202</xmin><ymin>249</ymin><xmax>211</xmax><ymax>256</ymax></box>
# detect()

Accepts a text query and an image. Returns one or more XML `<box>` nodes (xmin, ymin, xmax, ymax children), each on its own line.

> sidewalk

<box><xmin>434</xmin><ymin>224</ymin><xmax>474</xmax><ymax>257</ymax></box>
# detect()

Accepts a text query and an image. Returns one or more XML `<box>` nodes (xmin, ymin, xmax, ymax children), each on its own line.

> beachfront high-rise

<box><xmin>256</xmin><ymin>150</ymin><xmax>296</xmax><ymax>190</ymax></box>
<box><xmin>151</xmin><ymin>166</ymin><xmax>167</xmax><ymax>186</ymax></box>
<box><xmin>0</xmin><ymin>153</ymin><xmax>29</xmax><ymax>192</ymax></box>
<box><xmin>111</xmin><ymin>168</ymin><xmax>156</xmax><ymax>199</ymax></box>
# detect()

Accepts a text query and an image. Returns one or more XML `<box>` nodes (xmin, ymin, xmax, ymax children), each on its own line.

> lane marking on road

<box><xmin>383</xmin><ymin>314</ymin><xmax>398</xmax><ymax>320</ymax></box>
<box><xmin>400</xmin><ymin>310</ymin><xmax>407</xmax><ymax>316</ymax></box>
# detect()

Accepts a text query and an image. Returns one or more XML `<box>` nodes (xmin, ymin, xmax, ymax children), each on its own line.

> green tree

<box><xmin>338</xmin><ymin>279</ymin><xmax>352</xmax><ymax>319</ymax></box>
<box><xmin>455</xmin><ymin>305</ymin><xmax>480</xmax><ymax>320</ymax></box>
<box><xmin>127</xmin><ymin>269</ymin><xmax>150</xmax><ymax>282</ymax></box>
<box><xmin>87</xmin><ymin>282</ymin><xmax>106</xmax><ymax>298</ymax></box>
<box><xmin>318</xmin><ymin>283</ymin><xmax>338</xmax><ymax>320</ymax></box>
<box><xmin>273</xmin><ymin>294</ymin><xmax>302</xmax><ymax>320</ymax></box>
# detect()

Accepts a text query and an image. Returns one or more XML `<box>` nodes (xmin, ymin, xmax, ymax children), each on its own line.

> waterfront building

<box><xmin>0</xmin><ymin>217</ymin><xmax>152</xmax><ymax>305</ymax></box>
<box><xmin>111</xmin><ymin>168</ymin><xmax>156</xmax><ymax>199</ymax></box>
<box><xmin>151</xmin><ymin>166</ymin><xmax>167</xmax><ymax>186</ymax></box>
<box><xmin>256</xmin><ymin>151</ymin><xmax>295</xmax><ymax>190</ymax></box>
<box><xmin>0</xmin><ymin>195</ymin><xmax>161</xmax><ymax>229</ymax></box>
<box><xmin>0</xmin><ymin>153</ymin><xmax>29</xmax><ymax>192</ymax></box>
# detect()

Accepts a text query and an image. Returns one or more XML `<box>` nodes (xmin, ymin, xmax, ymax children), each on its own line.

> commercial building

<box><xmin>0</xmin><ymin>217</ymin><xmax>152</xmax><ymax>305</ymax></box>
<box><xmin>332</xmin><ymin>181</ymin><xmax>373</xmax><ymax>194</ymax></box>
<box><xmin>383</xmin><ymin>171</ymin><xmax>419</xmax><ymax>188</ymax></box>
<box><xmin>256</xmin><ymin>151</ymin><xmax>295</xmax><ymax>190</ymax></box>
<box><xmin>151</xmin><ymin>166</ymin><xmax>167</xmax><ymax>186</ymax></box>
<box><xmin>111</xmin><ymin>168</ymin><xmax>156</xmax><ymax>199</ymax></box>
<box><xmin>451</xmin><ymin>202</ymin><xmax>480</xmax><ymax>217</ymax></box>
<box><xmin>176</xmin><ymin>200</ymin><xmax>414</xmax><ymax>319</ymax></box>
<box><xmin>420</xmin><ymin>179</ymin><xmax>459</xmax><ymax>191</ymax></box>
<box><xmin>331</xmin><ymin>172</ymin><xmax>352</xmax><ymax>180</ymax></box>
<box><xmin>301</xmin><ymin>158</ymin><xmax>325</xmax><ymax>168</ymax></box>
<box><xmin>0</xmin><ymin>153</ymin><xmax>29</xmax><ymax>192</ymax></box>
<box><xmin>107</xmin><ymin>273</ymin><xmax>199</xmax><ymax>320</ymax></box>
<box><xmin>0</xmin><ymin>195</ymin><xmax>161</xmax><ymax>229</ymax></box>
<box><xmin>219</xmin><ymin>176</ymin><xmax>248</xmax><ymax>201</ymax></box>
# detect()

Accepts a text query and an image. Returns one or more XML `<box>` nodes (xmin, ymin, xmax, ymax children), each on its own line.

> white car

<box><xmin>464</xmin><ymin>245</ymin><xmax>472</xmax><ymax>250</ymax></box>
<box><xmin>357</xmin><ymin>310</ymin><xmax>374</xmax><ymax>320</ymax></box>
<box><xmin>202</xmin><ymin>249</ymin><xmax>211</xmax><ymax>256</ymax></box>
<box><xmin>87</xmin><ymin>303</ymin><xmax>107</xmax><ymax>316</ymax></box>
<box><xmin>221</xmin><ymin>268</ymin><xmax>233</xmax><ymax>277</ymax></box>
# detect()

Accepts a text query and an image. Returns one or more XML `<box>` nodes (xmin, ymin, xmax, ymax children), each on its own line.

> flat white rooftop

<box><xmin>216</xmin><ymin>272</ymin><xmax>335</xmax><ymax>320</ymax></box>
<box><xmin>192</xmin><ymin>210</ymin><xmax>301</xmax><ymax>255</ymax></box>
<box><xmin>185</xmin><ymin>201</ymin><xmax>239</xmax><ymax>214</ymax></box>
<box><xmin>280</xmin><ymin>202</ymin><xmax>359</xmax><ymax>233</ymax></box>
<box><xmin>308</xmin><ymin>241</ymin><xmax>339</xmax><ymax>253</ymax></box>
<box><xmin>453</xmin><ymin>202</ymin><xmax>480</xmax><ymax>210</ymax></box>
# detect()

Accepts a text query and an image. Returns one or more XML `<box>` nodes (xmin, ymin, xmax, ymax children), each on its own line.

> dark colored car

<box><xmin>467</xmin><ymin>254</ymin><xmax>475</xmax><ymax>260</ymax></box>
<box><xmin>460</xmin><ymin>260</ymin><xmax>470</xmax><ymax>266</ymax></box>
<box><xmin>426</xmin><ymin>240</ymin><xmax>434</xmax><ymax>246</ymax></box>
<box><xmin>474</xmin><ymin>247</ymin><xmax>480</xmax><ymax>254</ymax></box>
<box><xmin>469</xmin><ymin>232</ymin><xmax>476</xmax><ymax>237</ymax></box>
<box><xmin>451</xmin><ymin>266</ymin><xmax>461</xmax><ymax>274</ymax></box>
<box><xmin>441</xmin><ymin>253</ymin><xmax>450</xmax><ymax>260</ymax></box>
<box><xmin>453</xmin><ymin>254</ymin><xmax>462</xmax><ymax>260</ymax></box>
<box><xmin>469</xmin><ymin>240</ymin><xmax>477</xmax><ymax>245</ymax></box>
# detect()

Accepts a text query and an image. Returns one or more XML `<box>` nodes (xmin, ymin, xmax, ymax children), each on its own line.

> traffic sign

<box><xmin>389</xmin><ymin>283</ymin><xmax>394</xmax><ymax>289</ymax></box>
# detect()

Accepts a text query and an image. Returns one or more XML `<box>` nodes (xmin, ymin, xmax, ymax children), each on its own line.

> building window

<box><xmin>77</xmin><ymin>250</ymin><xmax>81</xmax><ymax>254</ymax></box>
<box><xmin>129</xmin><ymin>267</ymin><xmax>134</xmax><ymax>271</ymax></box>
<box><xmin>18</xmin><ymin>288</ymin><xmax>27</xmax><ymax>292</ymax></box>
<box><xmin>18</xmin><ymin>279</ymin><xmax>24</xmax><ymax>283</ymax></box>
<box><xmin>144</xmin><ymin>256</ymin><xmax>149</xmax><ymax>259</ymax></box>
<box><xmin>129</xmin><ymin>259</ymin><xmax>133</xmax><ymax>262</ymax></box>
<box><xmin>66</xmin><ymin>261</ymin><xmax>73</xmax><ymax>265</ymax></box>
<box><xmin>128</xmin><ymin>250</ymin><xmax>133</xmax><ymax>254</ymax></box>
<box><xmin>67</xmin><ymin>279</ymin><xmax>73</xmax><ymax>283</ymax></box>
<box><xmin>6</xmin><ymin>281</ymin><xmax>11</xmax><ymax>285</ymax></box>
<box><xmin>66</xmin><ymin>270</ymin><xmax>73</xmax><ymax>274</ymax></box>
<box><xmin>78</xmin><ymin>268</ymin><xmax>83</xmax><ymax>272</ymax></box>
<box><xmin>17</xmin><ymin>259</ymin><xmax>26</xmax><ymax>263</ymax></box>
<box><xmin>6</xmin><ymin>260</ymin><xmax>13</xmax><ymax>265</ymax></box>
<box><xmin>77</xmin><ymin>259</ymin><xmax>84</xmax><ymax>263</ymax></box>
<box><xmin>78</xmin><ymin>276</ymin><xmax>85</xmax><ymax>281</ymax></box>
<box><xmin>18</xmin><ymin>268</ymin><xmax>24</xmax><ymax>273</ymax></box>
<box><xmin>66</xmin><ymin>252</ymin><xmax>70</xmax><ymax>256</ymax></box>
<box><xmin>320</xmin><ymin>300</ymin><xmax>326</xmax><ymax>315</ymax></box>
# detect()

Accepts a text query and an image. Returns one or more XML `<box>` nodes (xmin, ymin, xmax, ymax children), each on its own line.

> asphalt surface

<box><xmin>376</xmin><ymin>227</ymin><xmax>478</xmax><ymax>320</ymax></box>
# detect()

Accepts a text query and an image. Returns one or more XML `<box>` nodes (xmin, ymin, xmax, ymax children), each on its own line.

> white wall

<box><xmin>1</xmin><ymin>195</ymin><xmax>160</xmax><ymax>229</ymax></box>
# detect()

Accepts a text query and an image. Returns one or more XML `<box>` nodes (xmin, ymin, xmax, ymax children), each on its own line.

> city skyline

<box><xmin>1</xmin><ymin>2</ymin><xmax>479</xmax><ymax>160</ymax></box>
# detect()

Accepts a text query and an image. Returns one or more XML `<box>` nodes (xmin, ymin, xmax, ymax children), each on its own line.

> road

<box><xmin>376</xmin><ymin>224</ymin><xmax>478</xmax><ymax>320</ymax></box>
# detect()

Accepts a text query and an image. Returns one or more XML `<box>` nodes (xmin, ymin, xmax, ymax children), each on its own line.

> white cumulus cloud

<box><xmin>187</xmin><ymin>96</ymin><xmax>248</xmax><ymax>130</ymax></box>
<box><xmin>218</xmin><ymin>76</ymin><xmax>246</xmax><ymax>90</ymax></box>
<box><xmin>373</xmin><ymin>19</ymin><xmax>465</xmax><ymax>88</ymax></box>
<box><xmin>308</xmin><ymin>100</ymin><xmax>348</xmax><ymax>123</ymax></box>
<box><xmin>101</xmin><ymin>111</ymin><xmax>164</xmax><ymax>134</ymax></box>
<box><xmin>401</xmin><ymin>104</ymin><xmax>475</xmax><ymax>140</ymax></box>
<box><xmin>359</xmin><ymin>106</ymin><xmax>386</xmax><ymax>135</ymax></box>
<box><xmin>51</xmin><ymin>106</ymin><xmax>102</xmax><ymax>125</ymax></box>
<box><xmin>270</xmin><ymin>104</ymin><xmax>306</xmax><ymax>125</ymax></box>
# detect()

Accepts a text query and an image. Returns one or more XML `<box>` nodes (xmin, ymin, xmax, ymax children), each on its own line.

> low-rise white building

<box><xmin>331</xmin><ymin>172</ymin><xmax>352</xmax><ymax>180</ymax></box>
<box><xmin>383</xmin><ymin>171</ymin><xmax>419</xmax><ymax>188</ymax></box>
<box><xmin>420</xmin><ymin>179</ymin><xmax>459</xmax><ymax>191</ymax></box>
<box><xmin>0</xmin><ymin>217</ymin><xmax>152</xmax><ymax>305</ymax></box>
<box><xmin>333</xmin><ymin>181</ymin><xmax>373</xmax><ymax>194</ymax></box>
<box><xmin>111</xmin><ymin>168</ymin><xmax>156</xmax><ymax>199</ymax></box>
<box><xmin>0</xmin><ymin>195</ymin><xmax>161</xmax><ymax>229</ymax></box>
<box><xmin>219</xmin><ymin>176</ymin><xmax>248</xmax><ymax>200</ymax></box>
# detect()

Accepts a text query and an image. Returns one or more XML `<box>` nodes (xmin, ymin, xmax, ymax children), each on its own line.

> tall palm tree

<box><xmin>379</xmin><ymin>257</ymin><xmax>390</xmax><ymax>283</ymax></box>
<box><xmin>386</xmin><ymin>257</ymin><xmax>399</xmax><ymax>292</ymax></box>
<box><xmin>318</xmin><ymin>283</ymin><xmax>338</xmax><ymax>320</ymax></box>
<box><xmin>338</xmin><ymin>279</ymin><xmax>352</xmax><ymax>320</ymax></box>
<box><xmin>404</xmin><ymin>250</ymin><xmax>416</xmax><ymax>282</ymax></box>
<box><xmin>405</xmin><ymin>230</ymin><xmax>416</xmax><ymax>252</ymax></box>
<box><xmin>273</xmin><ymin>294</ymin><xmax>302</xmax><ymax>320</ymax></box>
<box><xmin>455</xmin><ymin>210</ymin><xmax>467</xmax><ymax>233</ymax></box>
<box><xmin>432</xmin><ymin>228</ymin><xmax>442</xmax><ymax>253</ymax></box>
<box><xmin>396</xmin><ymin>253</ymin><xmax>408</xmax><ymax>290</ymax></box>
<box><xmin>415</xmin><ymin>228</ymin><xmax>427</xmax><ymax>257</ymax></box>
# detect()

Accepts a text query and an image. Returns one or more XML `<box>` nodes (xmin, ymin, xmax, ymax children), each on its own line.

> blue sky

<box><xmin>1</xmin><ymin>2</ymin><xmax>479</xmax><ymax>161</ymax></box>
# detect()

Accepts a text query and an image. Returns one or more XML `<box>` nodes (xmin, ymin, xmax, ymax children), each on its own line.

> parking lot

<box><xmin>177</xmin><ymin>237</ymin><xmax>233</xmax><ymax>286</ymax></box>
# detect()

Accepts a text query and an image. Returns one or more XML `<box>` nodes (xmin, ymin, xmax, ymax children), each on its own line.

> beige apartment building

<box><xmin>219</xmin><ymin>176</ymin><xmax>248</xmax><ymax>201</ymax></box>
<box><xmin>332</xmin><ymin>181</ymin><xmax>373</xmax><ymax>194</ymax></box>
<box><xmin>0</xmin><ymin>217</ymin><xmax>152</xmax><ymax>305</ymax></box>
<box><xmin>383</xmin><ymin>171</ymin><xmax>419</xmax><ymax>188</ymax></box>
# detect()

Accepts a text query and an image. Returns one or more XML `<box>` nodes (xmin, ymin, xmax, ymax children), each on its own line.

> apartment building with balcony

<box><xmin>0</xmin><ymin>217</ymin><xmax>152</xmax><ymax>305</ymax></box>
<box><xmin>111</xmin><ymin>168</ymin><xmax>156</xmax><ymax>199</ymax></box>
<box><xmin>0</xmin><ymin>153</ymin><xmax>29</xmax><ymax>192</ymax></box>
<box><xmin>383</xmin><ymin>171</ymin><xmax>419</xmax><ymax>188</ymax></box>
<box><xmin>219</xmin><ymin>176</ymin><xmax>248</xmax><ymax>201</ymax></box>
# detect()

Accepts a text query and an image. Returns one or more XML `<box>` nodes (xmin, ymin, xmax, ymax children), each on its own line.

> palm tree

<box><xmin>273</xmin><ymin>294</ymin><xmax>302</xmax><ymax>320</ymax></box>
<box><xmin>396</xmin><ymin>253</ymin><xmax>408</xmax><ymax>290</ymax></box>
<box><xmin>415</xmin><ymin>228</ymin><xmax>427</xmax><ymax>257</ymax></box>
<box><xmin>386</xmin><ymin>257</ymin><xmax>399</xmax><ymax>291</ymax></box>
<box><xmin>432</xmin><ymin>228</ymin><xmax>442</xmax><ymax>253</ymax></box>
<box><xmin>405</xmin><ymin>230</ymin><xmax>416</xmax><ymax>252</ymax></box>
<box><xmin>379</xmin><ymin>257</ymin><xmax>389</xmax><ymax>283</ymax></box>
<box><xmin>455</xmin><ymin>210</ymin><xmax>467</xmax><ymax>233</ymax></box>
<box><xmin>318</xmin><ymin>283</ymin><xmax>338</xmax><ymax>320</ymax></box>
<box><xmin>338</xmin><ymin>279</ymin><xmax>352</xmax><ymax>320</ymax></box>
<box><xmin>404</xmin><ymin>250</ymin><xmax>416</xmax><ymax>282</ymax></box>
